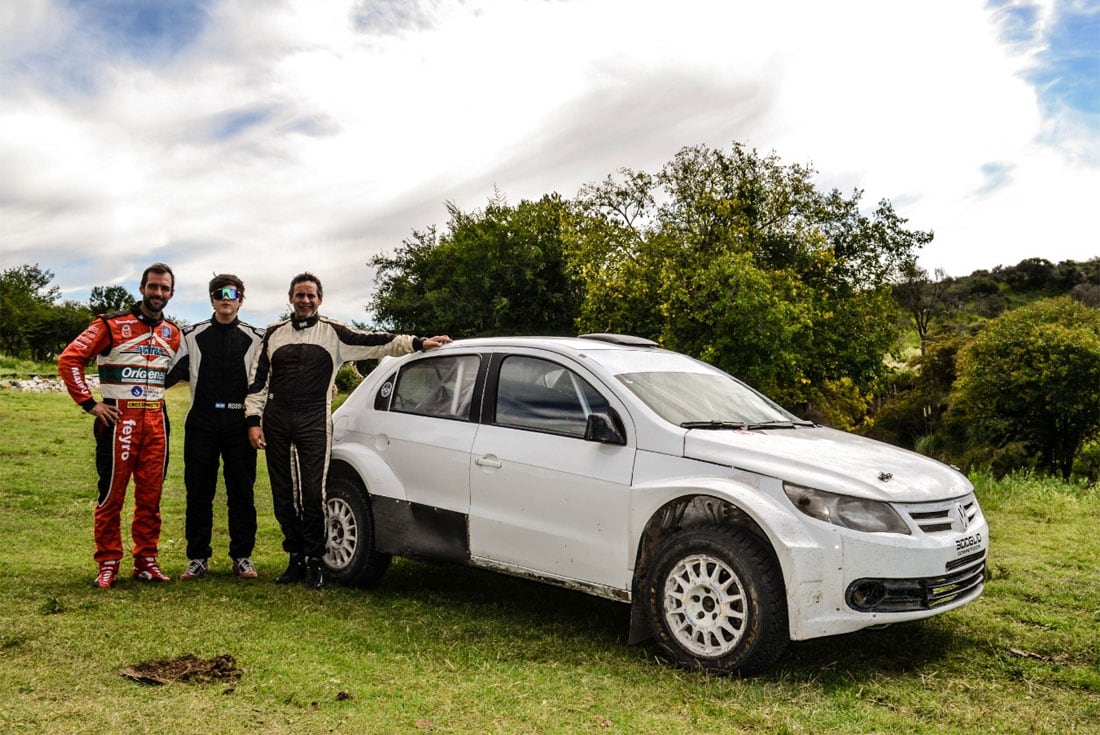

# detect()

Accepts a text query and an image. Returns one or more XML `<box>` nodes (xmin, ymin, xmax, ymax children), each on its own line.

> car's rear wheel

<box><xmin>324</xmin><ymin>476</ymin><xmax>392</xmax><ymax>587</ymax></box>
<box><xmin>644</xmin><ymin>525</ymin><xmax>788</xmax><ymax>675</ymax></box>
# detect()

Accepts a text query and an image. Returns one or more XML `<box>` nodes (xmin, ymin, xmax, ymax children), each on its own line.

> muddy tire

<box><xmin>324</xmin><ymin>476</ymin><xmax>392</xmax><ymax>587</ymax></box>
<box><xmin>644</xmin><ymin>525</ymin><xmax>788</xmax><ymax>675</ymax></box>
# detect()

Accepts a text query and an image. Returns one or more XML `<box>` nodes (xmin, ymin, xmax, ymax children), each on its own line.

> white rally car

<box><xmin>324</xmin><ymin>334</ymin><xmax>987</xmax><ymax>675</ymax></box>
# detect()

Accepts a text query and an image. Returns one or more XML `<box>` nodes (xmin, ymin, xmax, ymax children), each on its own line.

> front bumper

<box><xmin>784</xmin><ymin>495</ymin><xmax>988</xmax><ymax>640</ymax></box>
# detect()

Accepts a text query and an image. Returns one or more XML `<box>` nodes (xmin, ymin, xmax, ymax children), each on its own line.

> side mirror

<box><xmin>584</xmin><ymin>412</ymin><xmax>626</xmax><ymax>445</ymax></box>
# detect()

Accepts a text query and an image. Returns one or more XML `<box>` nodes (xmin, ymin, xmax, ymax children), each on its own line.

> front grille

<box><xmin>905</xmin><ymin>495</ymin><xmax>981</xmax><ymax>534</ymax></box>
<box><xmin>846</xmin><ymin>551</ymin><xmax>986</xmax><ymax>613</ymax></box>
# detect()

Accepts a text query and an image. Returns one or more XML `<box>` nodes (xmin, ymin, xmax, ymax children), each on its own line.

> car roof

<box><xmin>442</xmin><ymin>334</ymin><xmax>661</xmax><ymax>356</ymax></box>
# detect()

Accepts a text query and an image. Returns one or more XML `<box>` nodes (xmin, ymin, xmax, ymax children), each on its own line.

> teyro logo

<box><xmin>117</xmin><ymin>418</ymin><xmax>137</xmax><ymax>461</ymax></box>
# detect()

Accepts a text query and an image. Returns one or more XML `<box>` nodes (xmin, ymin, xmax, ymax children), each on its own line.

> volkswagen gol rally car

<box><xmin>324</xmin><ymin>334</ymin><xmax>987</xmax><ymax>675</ymax></box>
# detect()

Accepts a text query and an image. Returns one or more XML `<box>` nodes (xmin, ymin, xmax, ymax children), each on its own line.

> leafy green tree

<box><xmin>370</xmin><ymin>194</ymin><xmax>583</xmax><ymax>337</ymax></box>
<box><xmin>89</xmin><ymin>285</ymin><xmax>135</xmax><ymax>314</ymax></box>
<box><xmin>30</xmin><ymin>300</ymin><xmax>93</xmax><ymax>361</ymax></box>
<box><xmin>0</xmin><ymin>264</ymin><xmax>97</xmax><ymax>360</ymax></box>
<box><xmin>865</xmin><ymin>333</ymin><xmax>966</xmax><ymax>451</ymax></box>
<box><xmin>952</xmin><ymin>297</ymin><xmax>1100</xmax><ymax>480</ymax></box>
<box><xmin>894</xmin><ymin>264</ymin><xmax>951</xmax><ymax>356</ymax></box>
<box><xmin>565</xmin><ymin>143</ymin><xmax>930</xmax><ymax>422</ymax></box>
<box><xmin>1070</xmin><ymin>282</ymin><xmax>1100</xmax><ymax>307</ymax></box>
<box><xmin>0</xmin><ymin>264</ymin><xmax>62</xmax><ymax>357</ymax></box>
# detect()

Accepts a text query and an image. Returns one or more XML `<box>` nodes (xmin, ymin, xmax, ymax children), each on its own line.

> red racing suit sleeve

<box><xmin>58</xmin><ymin>316</ymin><xmax>112</xmax><ymax>412</ymax></box>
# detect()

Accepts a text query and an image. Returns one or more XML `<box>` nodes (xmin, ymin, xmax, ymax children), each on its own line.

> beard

<box><xmin>143</xmin><ymin>295</ymin><xmax>167</xmax><ymax>314</ymax></box>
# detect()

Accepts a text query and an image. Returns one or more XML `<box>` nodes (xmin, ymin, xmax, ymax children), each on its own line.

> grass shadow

<box><xmin>333</xmin><ymin>556</ymin><xmax>979</xmax><ymax>681</ymax></box>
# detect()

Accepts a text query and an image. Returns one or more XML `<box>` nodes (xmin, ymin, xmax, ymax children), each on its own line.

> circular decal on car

<box><xmin>380</xmin><ymin>381</ymin><xmax>393</xmax><ymax>398</ymax></box>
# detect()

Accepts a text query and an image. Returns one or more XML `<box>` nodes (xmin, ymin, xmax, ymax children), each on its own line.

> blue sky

<box><xmin>1</xmin><ymin>0</ymin><xmax>1098</xmax><ymax>326</ymax></box>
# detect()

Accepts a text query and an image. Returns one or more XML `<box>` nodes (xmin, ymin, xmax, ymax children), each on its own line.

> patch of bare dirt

<box><xmin>120</xmin><ymin>653</ymin><xmax>242</xmax><ymax>686</ymax></box>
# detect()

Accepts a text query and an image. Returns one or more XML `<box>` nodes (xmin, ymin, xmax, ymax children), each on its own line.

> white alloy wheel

<box><xmin>325</xmin><ymin>494</ymin><xmax>359</xmax><ymax>571</ymax></box>
<box><xmin>645</xmin><ymin>525</ymin><xmax>788</xmax><ymax>674</ymax></box>
<box><xmin>662</xmin><ymin>552</ymin><xmax>748</xmax><ymax>657</ymax></box>
<box><xmin>322</xmin><ymin>476</ymin><xmax>392</xmax><ymax>586</ymax></box>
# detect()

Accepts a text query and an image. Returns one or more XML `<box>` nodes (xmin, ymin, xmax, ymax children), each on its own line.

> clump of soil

<box><xmin>120</xmin><ymin>653</ymin><xmax>241</xmax><ymax>685</ymax></box>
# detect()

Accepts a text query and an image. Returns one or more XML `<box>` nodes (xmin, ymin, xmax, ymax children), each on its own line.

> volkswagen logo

<box><xmin>953</xmin><ymin>502</ymin><xmax>970</xmax><ymax>531</ymax></box>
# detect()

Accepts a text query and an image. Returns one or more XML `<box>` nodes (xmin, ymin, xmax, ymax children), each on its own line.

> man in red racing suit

<box><xmin>58</xmin><ymin>263</ymin><xmax>181</xmax><ymax>588</ymax></box>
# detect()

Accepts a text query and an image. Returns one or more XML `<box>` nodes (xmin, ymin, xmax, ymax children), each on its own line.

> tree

<box><xmin>565</xmin><ymin>143</ymin><xmax>931</xmax><ymax>422</ymax></box>
<box><xmin>0</xmin><ymin>264</ymin><xmax>62</xmax><ymax>357</ymax></box>
<box><xmin>29</xmin><ymin>300</ymin><xmax>93</xmax><ymax>361</ymax></box>
<box><xmin>864</xmin><ymin>333</ymin><xmax>966</xmax><ymax>452</ymax></box>
<box><xmin>89</xmin><ymin>285</ymin><xmax>135</xmax><ymax>314</ymax></box>
<box><xmin>370</xmin><ymin>194</ymin><xmax>583</xmax><ymax>337</ymax></box>
<box><xmin>952</xmin><ymin>297</ymin><xmax>1100</xmax><ymax>480</ymax></box>
<box><xmin>0</xmin><ymin>264</ymin><xmax>98</xmax><ymax>360</ymax></box>
<box><xmin>894</xmin><ymin>264</ymin><xmax>951</xmax><ymax>356</ymax></box>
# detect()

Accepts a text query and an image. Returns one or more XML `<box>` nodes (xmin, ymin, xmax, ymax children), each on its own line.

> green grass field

<box><xmin>2</xmin><ymin>386</ymin><xmax>1098</xmax><ymax>734</ymax></box>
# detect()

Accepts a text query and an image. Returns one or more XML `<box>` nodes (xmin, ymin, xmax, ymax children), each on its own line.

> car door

<box><xmin>370</xmin><ymin>352</ymin><xmax>483</xmax><ymax>514</ymax></box>
<box><xmin>468</xmin><ymin>351</ymin><xmax>635</xmax><ymax>592</ymax></box>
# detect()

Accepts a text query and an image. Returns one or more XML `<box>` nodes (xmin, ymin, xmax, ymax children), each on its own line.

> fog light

<box><xmin>848</xmin><ymin>581</ymin><xmax>887</xmax><ymax>611</ymax></box>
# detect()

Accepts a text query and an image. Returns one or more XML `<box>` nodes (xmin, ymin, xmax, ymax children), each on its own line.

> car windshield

<box><xmin>590</xmin><ymin>349</ymin><xmax>799</xmax><ymax>426</ymax></box>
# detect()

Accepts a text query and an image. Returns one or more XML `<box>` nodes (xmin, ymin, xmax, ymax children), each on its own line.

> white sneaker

<box><xmin>180</xmin><ymin>558</ymin><xmax>209</xmax><ymax>581</ymax></box>
<box><xmin>231</xmin><ymin>557</ymin><xmax>258</xmax><ymax>579</ymax></box>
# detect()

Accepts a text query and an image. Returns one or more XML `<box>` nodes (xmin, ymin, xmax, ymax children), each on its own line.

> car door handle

<box><xmin>475</xmin><ymin>455</ymin><xmax>502</xmax><ymax>469</ymax></box>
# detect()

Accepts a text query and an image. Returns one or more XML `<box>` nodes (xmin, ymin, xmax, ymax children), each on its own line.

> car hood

<box><xmin>683</xmin><ymin>425</ymin><xmax>971</xmax><ymax>502</ymax></box>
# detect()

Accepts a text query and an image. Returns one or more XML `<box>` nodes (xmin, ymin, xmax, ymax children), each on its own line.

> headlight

<box><xmin>783</xmin><ymin>483</ymin><xmax>910</xmax><ymax>535</ymax></box>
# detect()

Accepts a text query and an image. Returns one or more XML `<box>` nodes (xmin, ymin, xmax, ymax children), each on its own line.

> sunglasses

<box><xmin>211</xmin><ymin>286</ymin><xmax>240</xmax><ymax>301</ymax></box>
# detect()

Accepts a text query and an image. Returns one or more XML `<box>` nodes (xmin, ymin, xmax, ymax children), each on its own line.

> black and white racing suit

<box><xmin>245</xmin><ymin>314</ymin><xmax>424</xmax><ymax>560</ymax></box>
<box><xmin>167</xmin><ymin>315</ymin><xmax>265</xmax><ymax>561</ymax></box>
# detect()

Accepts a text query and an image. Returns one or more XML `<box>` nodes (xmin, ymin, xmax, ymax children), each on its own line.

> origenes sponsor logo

<box><xmin>99</xmin><ymin>366</ymin><xmax>167</xmax><ymax>385</ymax></box>
<box><xmin>121</xmin><ymin>367</ymin><xmax>153</xmax><ymax>380</ymax></box>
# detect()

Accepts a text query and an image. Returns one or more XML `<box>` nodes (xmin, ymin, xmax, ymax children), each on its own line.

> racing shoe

<box><xmin>304</xmin><ymin>557</ymin><xmax>325</xmax><ymax>590</ymax></box>
<box><xmin>180</xmin><ymin>558</ymin><xmax>209</xmax><ymax>581</ymax></box>
<box><xmin>231</xmin><ymin>557</ymin><xmax>258</xmax><ymax>579</ymax></box>
<box><xmin>132</xmin><ymin>556</ymin><xmax>171</xmax><ymax>583</ymax></box>
<box><xmin>93</xmin><ymin>560</ymin><xmax>120</xmax><ymax>589</ymax></box>
<box><xmin>274</xmin><ymin>554</ymin><xmax>305</xmax><ymax>585</ymax></box>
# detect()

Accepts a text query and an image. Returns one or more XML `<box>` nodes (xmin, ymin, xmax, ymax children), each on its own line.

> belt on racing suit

<box><xmin>105</xmin><ymin>398</ymin><xmax>164</xmax><ymax>409</ymax></box>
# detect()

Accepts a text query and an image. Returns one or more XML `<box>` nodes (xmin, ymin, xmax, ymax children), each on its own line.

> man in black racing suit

<box><xmin>167</xmin><ymin>274</ymin><xmax>265</xmax><ymax>581</ymax></box>
<box><xmin>245</xmin><ymin>272</ymin><xmax>450</xmax><ymax>589</ymax></box>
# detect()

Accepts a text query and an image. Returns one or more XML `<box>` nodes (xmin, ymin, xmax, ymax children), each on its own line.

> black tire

<box><xmin>644</xmin><ymin>525</ymin><xmax>788</xmax><ymax>676</ymax></box>
<box><xmin>323</xmin><ymin>476</ymin><xmax>392</xmax><ymax>587</ymax></box>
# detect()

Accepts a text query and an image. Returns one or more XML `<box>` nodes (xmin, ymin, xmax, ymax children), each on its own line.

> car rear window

<box><xmin>387</xmin><ymin>355</ymin><xmax>480</xmax><ymax>420</ymax></box>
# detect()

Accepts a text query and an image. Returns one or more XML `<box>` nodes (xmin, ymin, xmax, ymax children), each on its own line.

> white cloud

<box><xmin>1</xmin><ymin>0</ymin><xmax>1097</xmax><ymax>328</ymax></box>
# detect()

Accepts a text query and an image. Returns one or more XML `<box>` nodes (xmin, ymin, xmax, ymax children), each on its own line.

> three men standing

<box><xmin>61</xmin><ymin>267</ymin><xmax>448</xmax><ymax>590</ymax></box>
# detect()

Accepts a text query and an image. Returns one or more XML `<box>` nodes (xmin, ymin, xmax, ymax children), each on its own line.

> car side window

<box><xmin>495</xmin><ymin>355</ymin><xmax>610</xmax><ymax>437</ymax></box>
<box><xmin>388</xmin><ymin>355</ymin><xmax>480</xmax><ymax>420</ymax></box>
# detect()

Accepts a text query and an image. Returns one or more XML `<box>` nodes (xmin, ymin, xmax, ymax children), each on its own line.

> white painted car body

<box><xmin>327</xmin><ymin>335</ymin><xmax>987</xmax><ymax>671</ymax></box>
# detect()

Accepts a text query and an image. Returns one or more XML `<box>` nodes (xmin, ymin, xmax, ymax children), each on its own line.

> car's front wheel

<box><xmin>324</xmin><ymin>476</ymin><xmax>392</xmax><ymax>587</ymax></box>
<box><xmin>644</xmin><ymin>525</ymin><xmax>788</xmax><ymax>675</ymax></box>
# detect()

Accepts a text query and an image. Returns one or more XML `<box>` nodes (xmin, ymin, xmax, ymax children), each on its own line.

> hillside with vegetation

<box><xmin>878</xmin><ymin>256</ymin><xmax>1100</xmax><ymax>481</ymax></box>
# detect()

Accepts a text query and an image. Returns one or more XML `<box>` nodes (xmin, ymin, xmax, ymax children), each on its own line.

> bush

<box><xmin>952</xmin><ymin>297</ymin><xmax>1100</xmax><ymax>480</ymax></box>
<box><xmin>335</xmin><ymin>363</ymin><xmax>364</xmax><ymax>394</ymax></box>
<box><xmin>1073</xmin><ymin>438</ymin><xmax>1100</xmax><ymax>484</ymax></box>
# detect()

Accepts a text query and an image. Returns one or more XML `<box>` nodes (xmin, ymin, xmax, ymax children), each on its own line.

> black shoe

<box><xmin>304</xmin><ymin>557</ymin><xmax>325</xmax><ymax>590</ymax></box>
<box><xmin>275</xmin><ymin>554</ymin><xmax>305</xmax><ymax>585</ymax></box>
